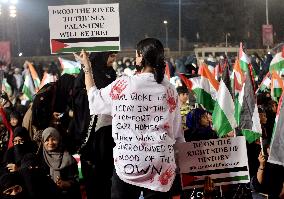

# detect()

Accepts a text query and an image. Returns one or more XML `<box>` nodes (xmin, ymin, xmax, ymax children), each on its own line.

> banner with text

<box><xmin>48</xmin><ymin>3</ymin><xmax>120</xmax><ymax>54</ymax></box>
<box><xmin>176</xmin><ymin>136</ymin><xmax>249</xmax><ymax>189</ymax></box>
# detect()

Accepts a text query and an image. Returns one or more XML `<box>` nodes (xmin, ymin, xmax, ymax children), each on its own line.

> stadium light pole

<box><xmin>163</xmin><ymin>20</ymin><xmax>168</xmax><ymax>49</ymax></box>
<box><xmin>178</xmin><ymin>0</ymin><xmax>181</xmax><ymax>55</ymax></box>
<box><xmin>266</xmin><ymin>0</ymin><xmax>269</xmax><ymax>25</ymax></box>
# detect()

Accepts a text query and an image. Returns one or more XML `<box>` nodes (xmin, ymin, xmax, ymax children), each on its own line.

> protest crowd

<box><xmin>0</xmin><ymin>37</ymin><xmax>284</xmax><ymax>199</ymax></box>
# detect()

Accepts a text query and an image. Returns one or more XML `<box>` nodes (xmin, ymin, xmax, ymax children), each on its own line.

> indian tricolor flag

<box><xmin>180</xmin><ymin>64</ymin><xmax>219</xmax><ymax>112</ymax></box>
<box><xmin>268</xmin><ymin>92</ymin><xmax>284</xmax><ymax>166</ymax></box>
<box><xmin>269</xmin><ymin>49</ymin><xmax>284</xmax><ymax>72</ymax></box>
<box><xmin>271</xmin><ymin>71</ymin><xmax>284</xmax><ymax>101</ymax></box>
<box><xmin>26</xmin><ymin>61</ymin><xmax>40</xmax><ymax>92</ymax></box>
<box><xmin>22</xmin><ymin>73</ymin><xmax>36</xmax><ymax>101</ymax></box>
<box><xmin>239</xmin><ymin>66</ymin><xmax>262</xmax><ymax>143</ymax></box>
<box><xmin>212</xmin><ymin>65</ymin><xmax>237</xmax><ymax>137</ymax></box>
<box><xmin>59</xmin><ymin>57</ymin><xmax>81</xmax><ymax>75</ymax></box>
<box><xmin>239</xmin><ymin>42</ymin><xmax>250</xmax><ymax>72</ymax></box>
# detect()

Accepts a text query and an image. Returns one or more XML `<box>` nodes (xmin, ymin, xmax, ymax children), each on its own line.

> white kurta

<box><xmin>88</xmin><ymin>73</ymin><xmax>184</xmax><ymax>192</ymax></box>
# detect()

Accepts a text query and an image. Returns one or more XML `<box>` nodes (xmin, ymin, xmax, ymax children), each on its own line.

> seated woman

<box><xmin>41</xmin><ymin>127</ymin><xmax>81</xmax><ymax>199</ymax></box>
<box><xmin>185</xmin><ymin>108</ymin><xmax>217</xmax><ymax>142</ymax></box>
<box><xmin>3</xmin><ymin>127</ymin><xmax>37</xmax><ymax>173</ymax></box>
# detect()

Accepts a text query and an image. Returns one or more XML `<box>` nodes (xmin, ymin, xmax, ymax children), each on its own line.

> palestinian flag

<box><xmin>212</xmin><ymin>65</ymin><xmax>237</xmax><ymax>137</ymax></box>
<box><xmin>268</xmin><ymin>92</ymin><xmax>284</xmax><ymax>166</ymax></box>
<box><xmin>50</xmin><ymin>37</ymin><xmax>120</xmax><ymax>54</ymax></box>
<box><xmin>22</xmin><ymin>73</ymin><xmax>36</xmax><ymax>101</ymax></box>
<box><xmin>233</xmin><ymin>59</ymin><xmax>244</xmax><ymax>125</ymax></box>
<box><xmin>26</xmin><ymin>61</ymin><xmax>40</xmax><ymax>92</ymax></box>
<box><xmin>271</xmin><ymin>71</ymin><xmax>284</xmax><ymax>101</ymax></box>
<box><xmin>2</xmin><ymin>78</ymin><xmax>12</xmax><ymax>97</ymax></box>
<box><xmin>180</xmin><ymin>64</ymin><xmax>219</xmax><ymax>112</ymax></box>
<box><xmin>239</xmin><ymin>42</ymin><xmax>250</xmax><ymax>72</ymax></box>
<box><xmin>72</xmin><ymin>154</ymin><xmax>83</xmax><ymax>180</ymax></box>
<box><xmin>256</xmin><ymin>72</ymin><xmax>271</xmax><ymax>93</ymax></box>
<box><xmin>39</xmin><ymin>72</ymin><xmax>58</xmax><ymax>89</ymax></box>
<box><xmin>239</xmin><ymin>65</ymin><xmax>262</xmax><ymax>143</ymax></box>
<box><xmin>269</xmin><ymin>48</ymin><xmax>284</xmax><ymax>72</ymax></box>
<box><xmin>59</xmin><ymin>57</ymin><xmax>81</xmax><ymax>75</ymax></box>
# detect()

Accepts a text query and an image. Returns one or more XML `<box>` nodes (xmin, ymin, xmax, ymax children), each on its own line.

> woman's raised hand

<box><xmin>73</xmin><ymin>49</ymin><xmax>91</xmax><ymax>69</ymax></box>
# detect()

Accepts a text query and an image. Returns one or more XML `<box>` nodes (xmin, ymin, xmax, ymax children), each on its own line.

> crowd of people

<box><xmin>0</xmin><ymin>38</ymin><xmax>283</xmax><ymax>199</ymax></box>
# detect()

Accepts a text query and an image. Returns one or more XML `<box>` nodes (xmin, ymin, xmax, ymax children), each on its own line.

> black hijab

<box><xmin>0</xmin><ymin>172</ymin><xmax>28</xmax><ymax>199</ymax></box>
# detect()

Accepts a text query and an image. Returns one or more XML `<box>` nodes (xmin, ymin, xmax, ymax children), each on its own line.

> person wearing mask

<box><xmin>75</xmin><ymin>38</ymin><xmax>185</xmax><ymax>199</ymax></box>
<box><xmin>72</xmin><ymin>51</ymin><xmax>117</xmax><ymax>199</ymax></box>
<box><xmin>3</xmin><ymin>127</ymin><xmax>36</xmax><ymax>173</ymax></box>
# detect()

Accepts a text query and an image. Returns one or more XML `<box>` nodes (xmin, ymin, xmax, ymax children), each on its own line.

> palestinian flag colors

<box><xmin>180</xmin><ymin>64</ymin><xmax>219</xmax><ymax>113</ymax></box>
<box><xmin>2</xmin><ymin>78</ymin><xmax>12</xmax><ymax>97</ymax></box>
<box><xmin>50</xmin><ymin>37</ymin><xmax>120</xmax><ymax>54</ymax></box>
<box><xmin>239</xmin><ymin>42</ymin><xmax>250</xmax><ymax>72</ymax></box>
<box><xmin>39</xmin><ymin>72</ymin><xmax>58</xmax><ymax>89</ymax></box>
<box><xmin>59</xmin><ymin>57</ymin><xmax>81</xmax><ymax>75</ymax></box>
<box><xmin>268</xmin><ymin>92</ymin><xmax>284</xmax><ymax>166</ymax></box>
<box><xmin>22</xmin><ymin>73</ymin><xmax>36</xmax><ymax>101</ymax></box>
<box><xmin>176</xmin><ymin>137</ymin><xmax>250</xmax><ymax>190</ymax></box>
<box><xmin>0</xmin><ymin>107</ymin><xmax>14</xmax><ymax>149</ymax></box>
<box><xmin>238</xmin><ymin>66</ymin><xmax>262</xmax><ymax>143</ymax></box>
<box><xmin>26</xmin><ymin>61</ymin><xmax>40</xmax><ymax>92</ymax></box>
<box><xmin>256</xmin><ymin>72</ymin><xmax>271</xmax><ymax>93</ymax></box>
<box><xmin>269</xmin><ymin>47</ymin><xmax>284</xmax><ymax>72</ymax></box>
<box><xmin>271</xmin><ymin>71</ymin><xmax>284</xmax><ymax>101</ymax></box>
<box><xmin>72</xmin><ymin>154</ymin><xmax>83</xmax><ymax>180</ymax></box>
<box><xmin>22</xmin><ymin>61</ymin><xmax>41</xmax><ymax>100</ymax></box>
<box><xmin>212</xmin><ymin>65</ymin><xmax>237</xmax><ymax>137</ymax></box>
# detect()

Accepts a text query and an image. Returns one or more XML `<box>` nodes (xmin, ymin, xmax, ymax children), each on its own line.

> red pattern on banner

<box><xmin>166</xmin><ymin>89</ymin><xmax>177</xmax><ymax>113</ymax></box>
<box><xmin>109</xmin><ymin>80</ymin><xmax>127</xmax><ymax>100</ymax></box>
<box><xmin>158</xmin><ymin>167</ymin><xmax>174</xmax><ymax>185</ymax></box>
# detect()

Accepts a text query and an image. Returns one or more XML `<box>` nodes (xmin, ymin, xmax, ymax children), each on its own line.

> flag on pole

<box><xmin>256</xmin><ymin>72</ymin><xmax>271</xmax><ymax>93</ymax></box>
<box><xmin>239</xmin><ymin>42</ymin><xmax>250</xmax><ymax>72</ymax></box>
<box><xmin>239</xmin><ymin>65</ymin><xmax>262</xmax><ymax>143</ymax></box>
<box><xmin>269</xmin><ymin>48</ymin><xmax>284</xmax><ymax>72</ymax></box>
<box><xmin>212</xmin><ymin>65</ymin><xmax>237</xmax><ymax>137</ymax></box>
<box><xmin>22</xmin><ymin>73</ymin><xmax>36</xmax><ymax>101</ymax></box>
<box><xmin>268</xmin><ymin>92</ymin><xmax>284</xmax><ymax>166</ymax></box>
<box><xmin>59</xmin><ymin>57</ymin><xmax>81</xmax><ymax>75</ymax></box>
<box><xmin>39</xmin><ymin>72</ymin><xmax>58</xmax><ymax>89</ymax></box>
<box><xmin>26</xmin><ymin>61</ymin><xmax>40</xmax><ymax>92</ymax></box>
<box><xmin>180</xmin><ymin>64</ymin><xmax>219</xmax><ymax>112</ymax></box>
<box><xmin>271</xmin><ymin>71</ymin><xmax>284</xmax><ymax>101</ymax></box>
<box><xmin>2</xmin><ymin>78</ymin><xmax>12</xmax><ymax>97</ymax></box>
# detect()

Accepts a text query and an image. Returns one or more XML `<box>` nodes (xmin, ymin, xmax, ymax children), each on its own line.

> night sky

<box><xmin>1</xmin><ymin>0</ymin><xmax>283</xmax><ymax>56</ymax></box>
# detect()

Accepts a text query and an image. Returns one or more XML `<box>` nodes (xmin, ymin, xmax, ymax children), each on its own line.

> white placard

<box><xmin>175</xmin><ymin>136</ymin><xmax>250</xmax><ymax>189</ymax></box>
<box><xmin>48</xmin><ymin>3</ymin><xmax>120</xmax><ymax>54</ymax></box>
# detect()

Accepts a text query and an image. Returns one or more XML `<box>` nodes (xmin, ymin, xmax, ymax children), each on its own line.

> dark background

<box><xmin>0</xmin><ymin>0</ymin><xmax>283</xmax><ymax>56</ymax></box>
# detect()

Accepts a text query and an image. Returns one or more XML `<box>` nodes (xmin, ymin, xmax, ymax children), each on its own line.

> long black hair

<box><xmin>136</xmin><ymin>38</ymin><xmax>165</xmax><ymax>83</ymax></box>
